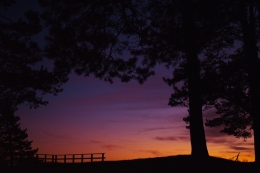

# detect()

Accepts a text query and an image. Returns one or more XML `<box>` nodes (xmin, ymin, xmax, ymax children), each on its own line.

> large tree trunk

<box><xmin>239</xmin><ymin>0</ymin><xmax>260</xmax><ymax>166</ymax></box>
<box><xmin>181</xmin><ymin>0</ymin><xmax>209</xmax><ymax>157</ymax></box>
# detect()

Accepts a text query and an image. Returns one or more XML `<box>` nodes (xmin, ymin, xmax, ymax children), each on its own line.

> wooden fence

<box><xmin>35</xmin><ymin>153</ymin><xmax>105</xmax><ymax>163</ymax></box>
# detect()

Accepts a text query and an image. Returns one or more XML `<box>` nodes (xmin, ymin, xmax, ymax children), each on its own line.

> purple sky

<box><xmin>16</xmin><ymin>65</ymin><xmax>254</xmax><ymax>161</ymax></box>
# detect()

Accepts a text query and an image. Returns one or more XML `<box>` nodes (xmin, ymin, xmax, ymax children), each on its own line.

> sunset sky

<box><xmin>17</xmin><ymin>68</ymin><xmax>254</xmax><ymax>162</ymax></box>
<box><xmin>5</xmin><ymin>0</ymin><xmax>255</xmax><ymax>162</ymax></box>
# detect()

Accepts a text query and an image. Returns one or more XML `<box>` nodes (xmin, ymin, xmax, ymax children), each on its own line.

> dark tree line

<box><xmin>161</xmin><ymin>0</ymin><xmax>260</xmax><ymax>164</ymax></box>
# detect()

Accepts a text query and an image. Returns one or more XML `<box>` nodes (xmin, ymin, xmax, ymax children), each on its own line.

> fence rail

<box><xmin>35</xmin><ymin>153</ymin><xmax>105</xmax><ymax>163</ymax></box>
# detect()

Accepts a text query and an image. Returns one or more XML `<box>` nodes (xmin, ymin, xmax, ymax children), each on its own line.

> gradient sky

<box><xmin>16</xmin><ymin>66</ymin><xmax>254</xmax><ymax>162</ymax></box>
<box><xmin>5</xmin><ymin>0</ymin><xmax>255</xmax><ymax>162</ymax></box>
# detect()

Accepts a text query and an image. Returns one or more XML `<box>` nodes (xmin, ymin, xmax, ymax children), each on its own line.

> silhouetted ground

<box><xmin>2</xmin><ymin>155</ymin><xmax>257</xmax><ymax>173</ymax></box>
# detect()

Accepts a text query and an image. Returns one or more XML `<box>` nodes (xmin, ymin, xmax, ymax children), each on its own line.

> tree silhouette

<box><xmin>38</xmin><ymin>0</ymin><xmax>152</xmax><ymax>84</ymax></box>
<box><xmin>135</xmin><ymin>0</ymin><xmax>233</xmax><ymax>157</ymax></box>
<box><xmin>0</xmin><ymin>1</ymin><xmax>66</xmax><ymax>114</ymax></box>
<box><xmin>178</xmin><ymin>0</ymin><xmax>210</xmax><ymax>157</ymax></box>
<box><xmin>0</xmin><ymin>100</ymin><xmax>38</xmax><ymax>167</ymax></box>
<box><xmin>39</xmin><ymin>0</ymin><xmax>238</xmax><ymax>158</ymax></box>
<box><xmin>204</xmin><ymin>48</ymin><xmax>253</xmax><ymax>139</ymax></box>
<box><xmin>206</xmin><ymin>0</ymin><xmax>260</xmax><ymax>165</ymax></box>
<box><xmin>238</xmin><ymin>0</ymin><xmax>260</xmax><ymax>165</ymax></box>
<box><xmin>163</xmin><ymin>0</ymin><xmax>260</xmax><ymax>164</ymax></box>
<box><xmin>1</xmin><ymin>1</ymin><xmax>69</xmax><ymax>168</ymax></box>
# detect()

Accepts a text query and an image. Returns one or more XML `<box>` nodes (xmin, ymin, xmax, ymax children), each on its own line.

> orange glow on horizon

<box><xmin>31</xmin><ymin>134</ymin><xmax>254</xmax><ymax>162</ymax></box>
<box><xmin>17</xmin><ymin>75</ymin><xmax>255</xmax><ymax>163</ymax></box>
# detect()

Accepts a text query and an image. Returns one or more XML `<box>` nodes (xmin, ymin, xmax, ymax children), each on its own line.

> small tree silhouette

<box><xmin>0</xmin><ymin>106</ymin><xmax>38</xmax><ymax>166</ymax></box>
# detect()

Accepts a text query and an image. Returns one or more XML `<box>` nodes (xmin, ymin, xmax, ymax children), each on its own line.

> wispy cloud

<box><xmin>43</xmin><ymin>131</ymin><xmax>74</xmax><ymax>140</ymax></box>
<box><xmin>205</xmin><ymin>126</ymin><xmax>228</xmax><ymax>138</ymax></box>
<box><xmin>229</xmin><ymin>146</ymin><xmax>252</xmax><ymax>151</ymax></box>
<box><xmin>102</xmin><ymin>144</ymin><xmax>122</xmax><ymax>151</ymax></box>
<box><xmin>106</xmin><ymin>119</ymin><xmax>137</xmax><ymax>124</ymax></box>
<box><xmin>242</xmin><ymin>142</ymin><xmax>254</xmax><ymax>146</ymax></box>
<box><xmin>139</xmin><ymin>150</ymin><xmax>161</xmax><ymax>156</ymax></box>
<box><xmin>139</xmin><ymin>127</ymin><xmax>175</xmax><ymax>133</ymax></box>
<box><xmin>206</xmin><ymin>137</ymin><xmax>231</xmax><ymax>144</ymax></box>
<box><xmin>154</xmin><ymin>136</ymin><xmax>189</xmax><ymax>141</ymax></box>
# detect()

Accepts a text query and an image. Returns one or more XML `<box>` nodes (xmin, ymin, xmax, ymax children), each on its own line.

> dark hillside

<box><xmin>4</xmin><ymin>155</ymin><xmax>256</xmax><ymax>173</ymax></box>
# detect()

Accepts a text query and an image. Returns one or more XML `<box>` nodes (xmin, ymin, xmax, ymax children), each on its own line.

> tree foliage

<box><xmin>162</xmin><ymin>0</ymin><xmax>259</xmax><ymax>139</ymax></box>
<box><xmin>38</xmin><ymin>0</ymin><xmax>153</xmax><ymax>84</ymax></box>
<box><xmin>203</xmin><ymin>48</ymin><xmax>253</xmax><ymax>139</ymax></box>
<box><xmin>160</xmin><ymin>0</ymin><xmax>260</xmax><ymax>164</ymax></box>
<box><xmin>0</xmin><ymin>1</ymin><xmax>66</xmax><ymax>113</ymax></box>
<box><xmin>202</xmin><ymin>0</ymin><xmax>260</xmax><ymax>141</ymax></box>
<box><xmin>206</xmin><ymin>1</ymin><xmax>260</xmax><ymax>165</ymax></box>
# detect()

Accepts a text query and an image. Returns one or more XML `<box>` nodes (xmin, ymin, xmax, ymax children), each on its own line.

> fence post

<box><xmin>91</xmin><ymin>154</ymin><xmax>93</xmax><ymax>162</ymax></box>
<box><xmin>36</xmin><ymin>154</ymin><xmax>38</xmax><ymax>160</ymax></box>
<box><xmin>55</xmin><ymin>155</ymin><xmax>57</xmax><ymax>163</ymax></box>
<box><xmin>81</xmin><ymin>154</ymin><xmax>84</xmax><ymax>163</ymax></box>
<box><xmin>44</xmin><ymin>155</ymin><xmax>47</xmax><ymax>162</ymax></box>
<box><xmin>72</xmin><ymin>155</ymin><xmax>74</xmax><ymax>163</ymax></box>
<box><xmin>102</xmin><ymin>153</ymin><xmax>105</xmax><ymax>162</ymax></box>
<box><xmin>52</xmin><ymin>155</ymin><xmax>54</xmax><ymax>163</ymax></box>
<box><xmin>64</xmin><ymin>155</ymin><xmax>66</xmax><ymax>163</ymax></box>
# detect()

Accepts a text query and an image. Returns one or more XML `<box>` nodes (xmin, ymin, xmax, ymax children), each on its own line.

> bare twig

<box><xmin>235</xmin><ymin>152</ymin><xmax>240</xmax><ymax>161</ymax></box>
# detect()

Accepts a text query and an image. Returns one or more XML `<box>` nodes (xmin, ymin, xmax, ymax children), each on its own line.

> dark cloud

<box><xmin>155</xmin><ymin>136</ymin><xmax>178</xmax><ymax>141</ymax></box>
<box><xmin>102</xmin><ymin>144</ymin><xmax>122</xmax><ymax>151</ymax></box>
<box><xmin>219</xmin><ymin>150</ymin><xmax>240</xmax><ymax>154</ymax></box>
<box><xmin>138</xmin><ymin>127</ymin><xmax>175</xmax><ymax>134</ymax></box>
<box><xmin>154</xmin><ymin>136</ymin><xmax>189</xmax><ymax>141</ymax></box>
<box><xmin>206</xmin><ymin>137</ymin><xmax>230</xmax><ymax>144</ymax></box>
<box><xmin>205</xmin><ymin>126</ymin><xmax>227</xmax><ymax>138</ymax></box>
<box><xmin>229</xmin><ymin>146</ymin><xmax>252</xmax><ymax>151</ymax></box>
<box><xmin>117</xmin><ymin>104</ymin><xmax>169</xmax><ymax>111</ymax></box>
<box><xmin>106</xmin><ymin>119</ymin><xmax>137</xmax><ymax>124</ymax></box>
<box><xmin>204</xmin><ymin>124</ymin><xmax>252</xmax><ymax>147</ymax></box>
<box><xmin>242</xmin><ymin>142</ymin><xmax>254</xmax><ymax>146</ymax></box>
<box><xmin>139</xmin><ymin>150</ymin><xmax>161</xmax><ymax>156</ymax></box>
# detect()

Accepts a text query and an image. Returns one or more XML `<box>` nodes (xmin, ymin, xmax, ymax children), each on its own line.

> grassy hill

<box><xmin>4</xmin><ymin>155</ymin><xmax>257</xmax><ymax>173</ymax></box>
